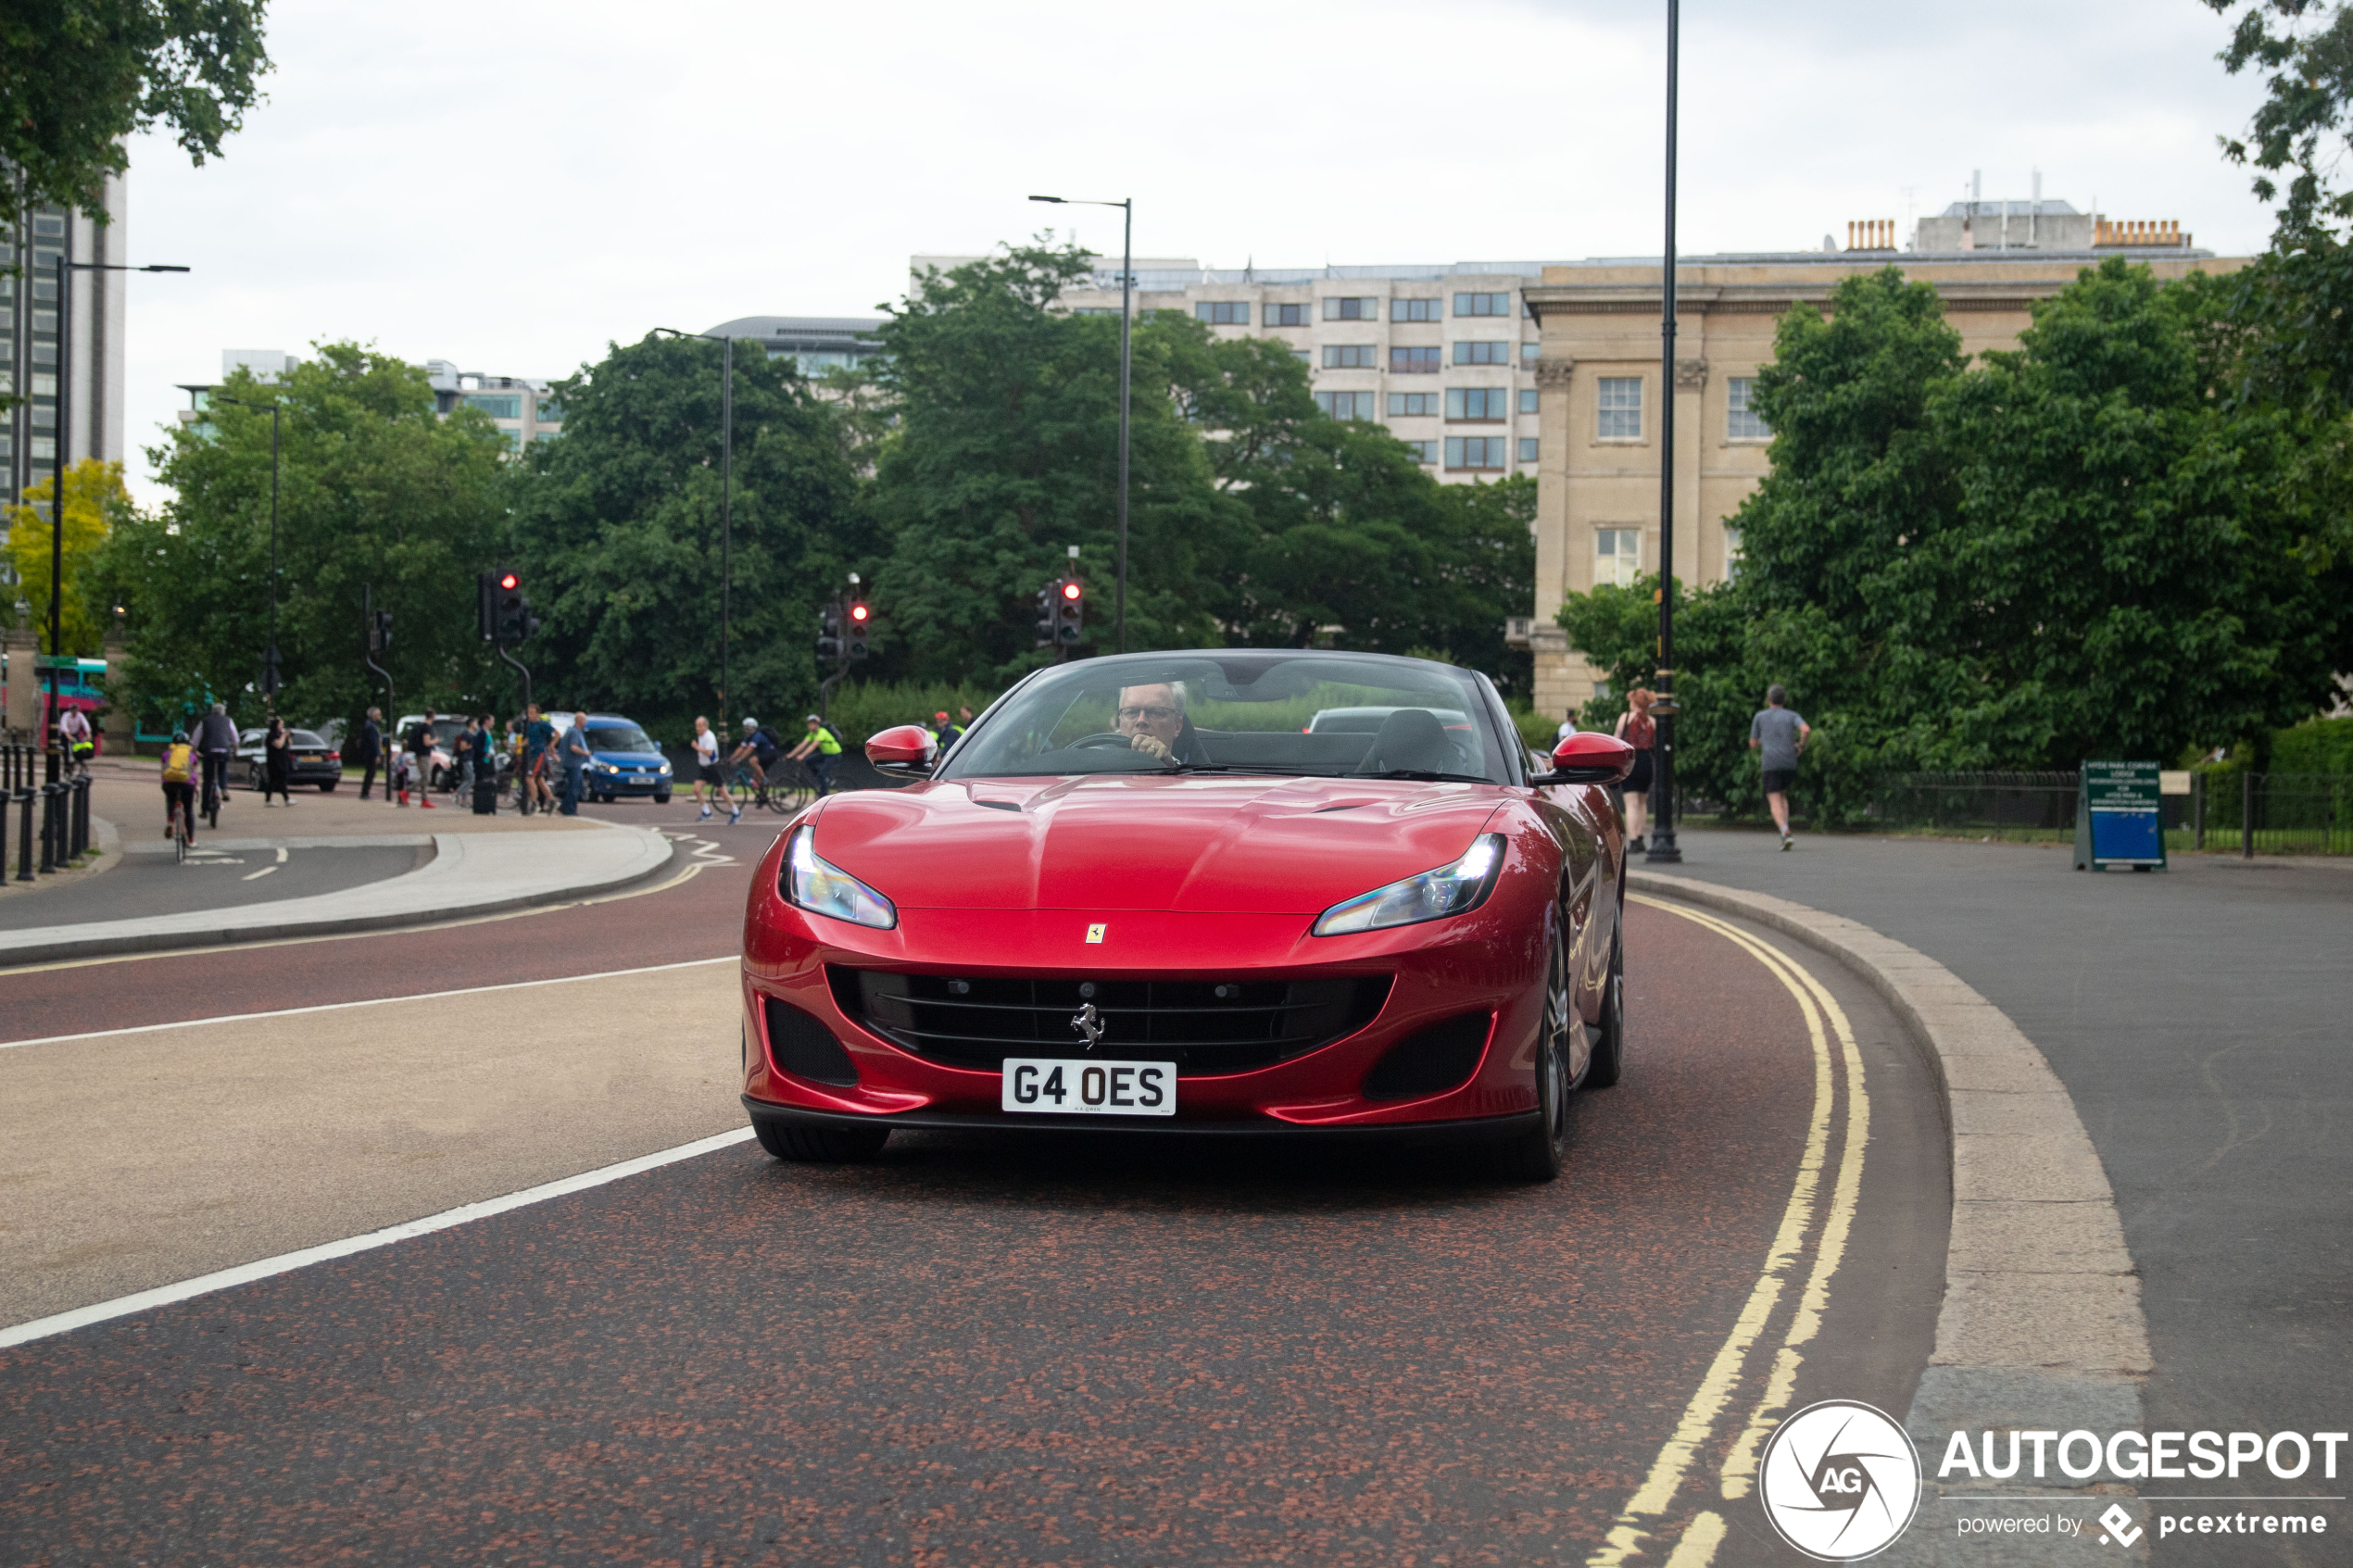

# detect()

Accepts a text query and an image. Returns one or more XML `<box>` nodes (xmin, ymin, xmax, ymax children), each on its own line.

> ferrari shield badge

<box><xmin>1085</xmin><ymin>922</ymin><xmax>1107</xmax><ymax>944</ymax></box>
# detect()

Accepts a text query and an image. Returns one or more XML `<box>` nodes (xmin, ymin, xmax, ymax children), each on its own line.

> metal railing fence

<box><xmin>1862</xmin><ymin>770</ymin><xmax>2352</xmax><ymax>856</ymax></box>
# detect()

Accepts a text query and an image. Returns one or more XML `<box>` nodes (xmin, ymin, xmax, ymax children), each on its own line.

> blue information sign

<box><xmin>2074</xmin><ymin>760</ymin><xmax>2168</xmax><ymax>872</ymax></box>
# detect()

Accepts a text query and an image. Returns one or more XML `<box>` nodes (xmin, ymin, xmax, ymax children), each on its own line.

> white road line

<box><xmin>0</xmin><ymin>1126</ymin><xmax>760</xmax><ymax>1349</ymax></box>
<box><xmin>0</xmin><ymin>955</ymin><xmax>736</xmax><ymax>1051</ymax></box>
<box><xmin>241</xmin><ymin>864</ymin><xmax>278</xmax><ymax>881</ymax></box>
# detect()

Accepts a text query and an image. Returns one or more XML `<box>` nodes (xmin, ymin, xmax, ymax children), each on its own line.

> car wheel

<box><xmin>319</xmin><ymin>783</ymin><xmax>338</xmax><ymax>793</ymax></box>
<box><xmin>752</xmin><ymin>1118</ymin><xmax>889</xmax><ymax>1163</ymax></box>
<box><xmin>1494</xmin><ymin>919</ymin><xmax>1573</xmax><ymax>1183</ymax></box>
<box><xmin>1586</xmin><ymin>927</ymin><xmax>1625</xmax><ymax>1088</ymax></box>
<box><xmin>653</xmin><ymin>792</ymin><xmax>671</xmax><ymax>805</ymax></box>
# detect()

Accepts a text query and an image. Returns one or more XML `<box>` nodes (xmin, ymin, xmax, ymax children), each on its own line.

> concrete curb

<box><xmin>1628</xmin><ymin>870</ymin><xmax>2150</xmax><ymax>1561</ymax></box>
<box><xmin>0</xmin><ymin>822</ymin><xmax>675</xmax><ymax>968</ymax></box>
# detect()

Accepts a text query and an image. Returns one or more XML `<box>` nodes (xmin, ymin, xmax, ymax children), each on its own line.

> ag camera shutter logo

<box><xmin>1760</xmin><ymin>1399</ymin><xmax>1921</xmax><ymax>1561</ymax></box>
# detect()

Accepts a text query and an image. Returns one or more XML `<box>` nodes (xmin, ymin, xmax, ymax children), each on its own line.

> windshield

<box><xmin>586</xmin><ymin>724</ymin><xmax>659</xmax><ymax>754</ymax></box>
<box><xmin>940</xmin><ymin>652</ymin><xmax>1509</xmax><ymax>784</ymax></box>
<box><xmin>288</xmin><ymin>731</ymin><xmax>326</xmax><ymax>748</ymax></box>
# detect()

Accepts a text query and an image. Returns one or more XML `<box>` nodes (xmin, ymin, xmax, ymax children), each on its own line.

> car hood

<box><xmin>812</xmin><ymin>773</ymin><xmax>1505</xmax><ymax>914</ymax></box>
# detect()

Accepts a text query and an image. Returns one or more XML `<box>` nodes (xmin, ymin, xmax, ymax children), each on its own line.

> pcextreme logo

<box><xmin>1760</xmin><ymin>1399</ymin><xmax>1923</xmax><ymax>1562</ymax></box>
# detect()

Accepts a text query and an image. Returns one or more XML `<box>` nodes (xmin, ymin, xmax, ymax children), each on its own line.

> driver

<box><xmin>1114</xmin><ymin>682</ymin><xmax>1205</xmax><ymax>765</ymax></box>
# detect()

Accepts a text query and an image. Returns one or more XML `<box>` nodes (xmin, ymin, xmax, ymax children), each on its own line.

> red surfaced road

<box><xmin>0</xmin><ymin>901</ymin><xmax>1838</xmax><ymax>1565</ymax></box>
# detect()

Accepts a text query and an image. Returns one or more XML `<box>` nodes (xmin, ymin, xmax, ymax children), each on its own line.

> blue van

<box><xmin>574</xmin><ymin>713</ymin><xmax>674</xmax><ymax>803</ymax></box>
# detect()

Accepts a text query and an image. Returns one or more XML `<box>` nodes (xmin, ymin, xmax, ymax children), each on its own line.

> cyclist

<box><xmin>193</xmin><ymin>701</ymin><xmax>238</xmax><ymax>819</ymax></box>
<box><xmin>160</xmin><ymin>730</ymin><xmax>198</xmax><ymax>847</ymax></box>
<box><xmin>785</xmin><ymin>713</ymin><xmax>843</xmax><ymax>797</ymax></box>
<box><xmin>57</xmin><ymin>707</ymin><xmax>94</xmax><ymax>774</ymax></box>
<box><xmin>724</xmin><ymin>718</ymin><xmax>784</xmax><ymax>823</ymax></box>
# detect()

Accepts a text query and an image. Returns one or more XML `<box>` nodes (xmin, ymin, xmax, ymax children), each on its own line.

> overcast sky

<box><xmin>116</xmin><ymin>0</ymin><xmax>2277</xmax><ymax>507</ymax></box>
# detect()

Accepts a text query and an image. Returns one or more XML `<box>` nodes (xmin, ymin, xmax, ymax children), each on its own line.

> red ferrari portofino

<box><xmin>739</xmin><ymin>650</ymin><xmax>1633</xmax><ymax>1179</ymax></box>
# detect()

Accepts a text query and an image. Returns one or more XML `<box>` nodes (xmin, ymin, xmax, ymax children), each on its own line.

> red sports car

<box><xmin>739</xmin><ymin>650</ymin><xmax>1634</xmax><ymax>1180</ymax></box>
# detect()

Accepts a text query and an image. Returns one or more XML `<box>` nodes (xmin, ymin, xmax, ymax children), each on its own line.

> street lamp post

<box><xmin>214</xmin><ymin>395</ymin><xmax>283</xmax><ymax>709</ymax></box>
<box><xmin>41</xmin><ymin>257</ymin><xmax>188</xmax><ymax>783</ymax></box>
<box><xmin>1645</xmin><ymin>0</ymin><xmax>1685</xmax><ymax>865</ymax></box>
<box><xmin>1029</xmin><ymin>194</ymin><xmax>1132</xmax><ymax>653</ymax></box>
<box><xmin>651</xmin><ymin>327</ymin><xmax>736</xmax><ymax>716</ymax></box>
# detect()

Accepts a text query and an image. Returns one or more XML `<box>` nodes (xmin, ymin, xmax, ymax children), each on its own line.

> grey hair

<box><xmin>1120</xmin><ymin>680</ymin><xmax>1187</xmax><ymax>711</ymax></box>
<box><xmin>1768</xmin><ymin>684</ymin><xmax>1788</xmax><ymax>707</ymax></box>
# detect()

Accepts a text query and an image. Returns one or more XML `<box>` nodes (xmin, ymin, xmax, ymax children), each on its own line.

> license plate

<box><xmin>1000</xmin><ymin>1058</ymin><xmax>1176</xmax><ymax>1117</ymax></box>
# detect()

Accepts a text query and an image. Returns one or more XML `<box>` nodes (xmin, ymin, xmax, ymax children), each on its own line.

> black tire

<box><xmin>652</xmin><ymin>792</ymin><xmax>671</xmax><ymax>804</ymax></box>
<box><xmin>1493</xmin><ymin>919</ymin><xmax>1573</xmax><ymax>1182</ymax></box>
<box><xmin>1586</xmin><ymin>927</ymin><xmax>1625</xmax><ymax>1088</ymax></box>
<box><xmin>752</xmin><ymin>1118</ymin><xmax>889</xmax><ymax>1163</ymax></box>
<box><xmin>319</xmin><ymin>782</ymin><xmax>338</xmax><ymax>793</ymax></box>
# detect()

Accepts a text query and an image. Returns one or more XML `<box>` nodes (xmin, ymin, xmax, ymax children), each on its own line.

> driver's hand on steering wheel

<box><xmin>1129</xmin><ymin>733</ymin><xmax>1172</xmax><ymax>762</ymax></box>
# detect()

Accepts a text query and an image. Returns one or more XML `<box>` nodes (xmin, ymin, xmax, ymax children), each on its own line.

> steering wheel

<box><xmin>1068</xmin><ymin>732</ymin><xmax>1139</xmax><ymax>749</ymax></box>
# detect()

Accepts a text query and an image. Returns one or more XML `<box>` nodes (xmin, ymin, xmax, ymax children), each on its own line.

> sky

<box><xmin>115</xmin><ymin>0</ymin><xmax>2279</xmax><ymax>508</ymax></box>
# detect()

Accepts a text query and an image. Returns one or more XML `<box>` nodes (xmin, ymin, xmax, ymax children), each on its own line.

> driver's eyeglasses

<box><xmin>1117</xmin><ymin>705</ymin><xmax>1177</xmax><ymax>723</ymax></box>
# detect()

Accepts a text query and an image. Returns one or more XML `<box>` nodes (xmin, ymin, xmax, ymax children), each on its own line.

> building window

<box><xmin>1324</xmin><ymin>296</ymin><xmax>1378</xmax><ymax>320</ymax></box>
<box><xmin>1315</xmin><ymin>391</ymin><xmax>1378</xmax><ymax>420</ymax></box>
<box><xmin>1518</xmin><ymin>437</ymin><xmax>1539</xmax><ymax>463</ymax></box>
<box><xmin>461</xmin><ymin>394</ymin><xmax>523</xmax><ymax>420</ymax></box>
<box><xmin>534</xmin><ymin>398</ymin><xmax>564</xmax><ymax>424</ymax></box>
<box><xmin>1723</xmin><ymin>527</ymin><xmax>1743</xmax><ymax>581</ymax></box>
<box><xmin>1291</xmin><ymin>350</ymin><xmax>1312</xmax><ymax>363</ymax></box>
<box><xmin>31</xmin><ymin>215</ymin><xmax>65</xmax><ymax>237</ymax></box>
<box><xmin>1265</xmin><ymin>302</ymin><xmax>1309</xmax><ymax>327</ymax></box>
<box><xmin>1445</xmin><ymin>435</ymin><xmax>1508</xmax><ymax>470</ymax></box>
<box><xmin>1401</xmin><ymin>439</ymin><xmax>1439</xmax><ymax>464</ymax></box>
<box><xmin>1454</xmin><ymin>341</ymin><xmax>1512</xmax><ymax>365</ymax></box>
<box><xmin>1394</xmin><ymin>298</ymin><xmax>1442</xmax><ymax>322</ymax></box>
<box><xmin>1445</xmin><ymin>387</ymin><xmax>1510</xmax><ymax>420</ymax></box>
<box><xmin>1454</xmin><ymin>292</ymin><xmax>1512</xmax><ymax>317</ymax></box>
<box><xmin>1323</xmin><ymin>344</ymin><xmax>1378</xmax><ymax>369</ymax></box>
<box><xmin>1727</xmin><ymin>377</ymin><xmax>1769</xmax><ymax>440</ymax></box>
<box><xmin>1391</xmin><ymin>345</ymin><xmax>1442</xmax><ymax>374</ymax></box>
<box><xmin>1522</xmin><ymin>342</ymin><xmax>1541</xmax><ymax>364</ymax></box>
<box><xmin>1518</xmin><ymin>388</ymin><xmax>1540</xmax><ymax>414</ymax></box>
<box><xmin>1196</xmin><ymin>301</ymin><xmax>1250</xmax><ymax>325</ymax></box>
<box><xmin>1598</xmin><ymin>377</ymin><xmax>1643</xmax><ymax>440</ymax></box>
<box><xmin>1596</xmin><ymin>527</ymin><xmax>1642</xmax><ymax>586</ymax></box>
<box><xmin>1388</xmin><ymin>392</ymin><xmax>1439</xmax><ymax>417</ymax></box>
<box><xmin>30</xmin><ymin>437</ymin><xmax>55</xmax><ymax>460</ymax></box>
<box><xmin>535</xmin><ymin>429</ymin><xmax>560</xmax><ymax>444</ymax></box>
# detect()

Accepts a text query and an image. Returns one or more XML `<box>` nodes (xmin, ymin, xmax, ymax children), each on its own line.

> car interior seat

<box><xmin>1360</xmin><ymin>709</ymin><xmax>1451</xmax><ymax>774</ymax></box>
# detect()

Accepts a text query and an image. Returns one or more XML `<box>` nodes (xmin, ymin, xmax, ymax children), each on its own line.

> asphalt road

<box><xmin>0</xmin><ymin>847</ymin><xmax>1949</xmax><ymax>1565</ymax></box>
<box><xmin>0</xmin><ymin>842</ymin><xmax>433</xmax><ymax>932</ymax></box>
<box><xmin>1660</xmin><ymin>826</ymin><xmax>2353</xmax><ymax>1513</ymax></box>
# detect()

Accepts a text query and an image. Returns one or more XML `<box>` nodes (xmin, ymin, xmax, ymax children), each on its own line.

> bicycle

<box><xmin>198</xmin><ymin>753</ymin><xmax>228</xmax><ymax>830</ymax></box>
<box><xmin>166</xmin><ymin>791</ymin><xmax>194</xmax><ymax>863</ymax></box>
<box><xmin>728</xmin><ymin>760</ymin><xmax>816</xmax><ymax>816</ymax></box>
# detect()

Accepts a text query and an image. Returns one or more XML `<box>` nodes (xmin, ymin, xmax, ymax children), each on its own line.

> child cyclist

<box><xmin>160</xmin><ymin>731</ymin><xmax>198</xmax><ymax>845</ymax></box>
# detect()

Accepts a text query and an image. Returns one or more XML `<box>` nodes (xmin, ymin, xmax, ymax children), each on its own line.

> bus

<box><xmin>0</xmin><ymin>653</ymin><xmax>108</xmax><ymax>751</ymax></box>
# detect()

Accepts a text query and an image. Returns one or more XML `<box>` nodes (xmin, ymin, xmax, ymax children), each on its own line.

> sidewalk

<box><xmin>0</xmin><ymin>822</ymin><xmax>674</xmax><ymax>967</ymax></box>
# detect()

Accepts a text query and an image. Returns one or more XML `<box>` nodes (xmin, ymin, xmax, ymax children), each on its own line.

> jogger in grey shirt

<box><xmin>1748</xmin><ymin>684</ymin><xmax>1810</xmax><ymax>847</ymax></box>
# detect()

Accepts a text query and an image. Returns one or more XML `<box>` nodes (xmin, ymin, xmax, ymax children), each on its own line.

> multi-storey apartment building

<box><xmin>1519</xmin><ymin>202</ymin><xmax>2236</xmax><ymax>719</ymax></box>
<box><xmin>706</xmin><ymin>316</ymin><xmax>885</xmax><ymax>378</ymax></box>
<box><xmin>912</xmin><ymin>255</ymin><xmax>1556</xmax><ymax>483</ymax></box>
<box><xmin>3</xmin><ymin>178</ymin><xmax>130</xmax><ymax>508</ymax></box>
<box><xmin>426</xmin><ymin>362</ymin><xmax>564</xmax><ymax>448</ymax></box>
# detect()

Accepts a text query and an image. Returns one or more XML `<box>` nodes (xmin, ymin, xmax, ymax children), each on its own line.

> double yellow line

<box><xmin>1588</xmin><ymin>895</ymin><xmax>1873</xmax><ymax>1568</ymax></box>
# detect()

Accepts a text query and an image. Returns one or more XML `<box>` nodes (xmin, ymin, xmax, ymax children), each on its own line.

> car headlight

<box><xmin>1312</xmin><ymin>833</ymin><xmax>1506</xmax><ymax>937</ymax></box>
<box><xmin>658</xmin><ymin>760</ymin><xmax>673</xmax><ymax>773</ymax></box>
<box><xmin>783</xmin><ymin>824</ymin><xmax>897</xmax><ymax>929</ymax></box>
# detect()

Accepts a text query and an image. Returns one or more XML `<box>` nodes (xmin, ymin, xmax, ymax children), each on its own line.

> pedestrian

<box><xmin>455</xmin><ymin>714</ymin><xmax>483</xmax><ymax>801</ymax></box>
<box><xmin>1748</xmin><ymin>684</ymin><xmax>1811</xmax><ymax>851</ymax></box>
<box><xmin>357</xmin><ymin>706</ymin><xmax>384</xmax><ymax>799</ymax></box>
<box><xmin>261</xmin><ymin>714</ymin><xmax>296</xmax><ymax>805</ymax></box>
<box><xmin>690</xmin><ymin>715</ymin><xmax>728</xmax><ymax>821</ymax></box>
<box><xmin>934</xmin><ymin>709</ymin><xmax>963</xmax><ymax>748</ymax></box>
<box><xmin>557</xmin><ymin>709</ymin><xmax>592</xmax><ymax>815</ymax></box>
<box><xmin>1557</xmin><ymin>707</ymin><xmax>1579</xmax><ymax>744</ymax></box>
<box><xmin>786</xmin><ymin>713</ymin><xmax>842</xmax><ymax>797</ymax></box>
<box><xmin>1613</xmin><ymin>688</ymin><xmax>1658</xmax><ymax>853</ymax></box>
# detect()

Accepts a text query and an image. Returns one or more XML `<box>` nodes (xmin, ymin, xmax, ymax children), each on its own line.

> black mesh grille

<box><xmin>764</xmin><ymin>997</ymin><xmax>860</xmax><ymax>1085</ymax></box>
<box><xmin>830</xmin><ymin>969</ymin><xmax>1392</xmax><ymax>1075</ymax></box>
<box><xmin>1361</xmin><ymin>1012</ymin><xmax>1492</xmax><ymax>1100</ymax></box>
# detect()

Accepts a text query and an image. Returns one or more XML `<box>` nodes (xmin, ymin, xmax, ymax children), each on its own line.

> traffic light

<box><xmin>1034</xmin><ymin>583</ymin><xmax>1058</xmax><ymax>646</ymax></box>
<box><xmin>370</xmin><ymin>609</ymin><xmax>394</xmax><ymax>653</ymax></box>
<box><xmin>815</xmin><ymin>599</ymin><xmax>844</xmax><ymax>661</ymax></box>
<box><xmin>1055</xmin><ymin>577</ymin><xmax>1083</xmax><ymax>646</ymax></box>
<box><xmin>846</xmin><ymin>599</ymin><xmax>872</xmax><ymax>661</ymax></box>
<box><xmin>490</xmin><ymin>569</ymin><xmax>538</xmax><ymax>642</ymax></box>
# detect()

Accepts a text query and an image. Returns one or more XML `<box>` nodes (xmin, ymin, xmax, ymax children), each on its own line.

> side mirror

<box><xmin>865</xmin><ymin>723</ymin><xmax>937</xmax><ymax>776</ymax></box>
<box><xmin>1534</xmin><ymin>730</ymin><xmax>1635</xmax><ymax>786</ymax></box>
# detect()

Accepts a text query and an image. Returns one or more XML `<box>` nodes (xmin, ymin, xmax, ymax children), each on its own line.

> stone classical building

<box><xmin>1519</xmin><ymin>220</ymin><xmax>2245</xmax><ymax>720</ymax></box>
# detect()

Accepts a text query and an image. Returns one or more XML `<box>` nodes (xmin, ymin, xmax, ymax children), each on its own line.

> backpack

<box><xmin>161</xmin><ymin>743</ymin><xmax>193</xmax><ymax>784</ymax></box>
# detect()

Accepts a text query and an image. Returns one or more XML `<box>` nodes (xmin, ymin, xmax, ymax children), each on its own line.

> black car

<box><xmin>237</xmin><ymin>728</ymin><xmax>345</xmax><ymax>792</ymax></box>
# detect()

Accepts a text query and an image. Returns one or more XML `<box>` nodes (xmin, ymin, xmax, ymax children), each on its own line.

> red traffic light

<box><xmin>497</xmin><ymin>572</ymin><xmax>520</xmax><ymax>591</ymax></box>
<box><xmin>849</xmin><ymin>603</ymin><xmax>870</xmax><ymax>622</ymax></box>
<box><xmin>1061</xmin><ymin>581</ymin><xmax>1082</xmax><ymax>600</ymax></box>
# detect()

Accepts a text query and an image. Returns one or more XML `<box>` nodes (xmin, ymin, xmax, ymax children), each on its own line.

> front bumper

<box><xmin>741</xmin><ymin>1095</ymin><xmax>1541</xmax><ymax>1145</ymax></box>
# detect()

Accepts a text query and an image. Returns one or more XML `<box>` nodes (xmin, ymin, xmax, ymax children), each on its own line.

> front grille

<box><xmin>831</xmin><ymin>968</ymin><xmax>1392</xmax><ymax>1075</ymax></box>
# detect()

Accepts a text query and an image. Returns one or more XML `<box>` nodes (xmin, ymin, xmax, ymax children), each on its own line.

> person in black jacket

<box><xmin>356</xmin><ymin>707</ymin><xmax>384</xmax><ymax>799</ymax></box>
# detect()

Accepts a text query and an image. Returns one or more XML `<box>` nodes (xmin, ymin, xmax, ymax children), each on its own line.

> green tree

<box><xmin>0</xmin><ymin>0</ymin><xmax>271</xmax><ymax>233</ymax></box>
<box><xmin>508</xmin><ymin>333</ymin><xmax>866</xmax><ymax>732</ymax></box>
<box><xmin>91</xmin><ymin>344</ymin><xmax>510</xmax><ymax>730</ymax></box>
<box><xmin>5</xmin><ymin>457</ymin><xmax>132</xmax><ymax>650</ymax></box>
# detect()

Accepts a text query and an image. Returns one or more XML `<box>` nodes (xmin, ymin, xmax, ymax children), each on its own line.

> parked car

<box><xmin>235</xmin><ymin>727</ymin><xmax>345</xmax><ymax>792</ymax></box>
<box><xmin>391</xmin><ymin>714</ymin><xmax>465</xmax><ymax>790</ymax></box>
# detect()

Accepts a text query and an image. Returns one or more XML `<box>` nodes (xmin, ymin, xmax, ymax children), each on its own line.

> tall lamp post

<box><xmin>1028</xmin><ymin>193</ymin><xmax>1132</xmax><ymax>653</ymax></box>
<box><xmin>650</xmin><ymin>327</ymin><xmax>736</xmax><ymax>716</ymax></box>
<box><xmin>41</xmin><ymin>256</ymin><xmax>189</xmax><ymax>783</ymax></box>
<box><xmin>214</xmin><ymin>395</ymin><xmax>283</xmax><ymax>709</ymax></box>
<box><xmin>1645</xmin><ymin>0</ymin><xmax>1685</xmax><ymax>865</ymax></box>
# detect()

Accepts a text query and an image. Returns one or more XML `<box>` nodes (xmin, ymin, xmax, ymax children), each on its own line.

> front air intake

<box><xmin>1361</xmin><ymin>1012</ymin><xmax>1492</xmax><ymax>1100</ymax></box>
<box><xmin>763</xmin><ymin>997</ymin><xmax>860</xmax><ymax>1085</ymax></box>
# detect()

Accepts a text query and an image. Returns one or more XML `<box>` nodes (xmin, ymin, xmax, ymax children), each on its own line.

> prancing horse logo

<box><xmin>1070</xmin><ymin>1002</ymin><xmax>1105</xmax><ymax>1050</ymax></box>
